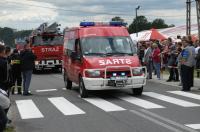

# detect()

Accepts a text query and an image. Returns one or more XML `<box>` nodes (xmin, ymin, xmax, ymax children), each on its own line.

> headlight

<box><xmin>85</xmin><ymin>70</ymin><xmax>101</xmax><ymax>77</ymax></box>
<box><xmin>132</xmin><ymin>68</ymin><xmax>143</xmax><ymax>76</ymax></box>
<box><xmin>35</xmin><ymin>61</ymin><xmax>39</xmax><ymax>65</ymax></box>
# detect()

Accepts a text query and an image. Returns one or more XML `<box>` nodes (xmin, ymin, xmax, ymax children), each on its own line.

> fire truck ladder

<box><xmin>32</xmin><ymin>22</ymin><xmax>61</xmax><ymax>35</ymax></box>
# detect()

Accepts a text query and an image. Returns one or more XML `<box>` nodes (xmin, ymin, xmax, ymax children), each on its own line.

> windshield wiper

<box><xmin>84</xmin><ymin>53</ymin><xmax>105</xmax><ymax>56</ymax></box>
<box><xmin>104</xmin><ymin>52</ymin><xmax>133</xmax><ymax>56</ymax></box>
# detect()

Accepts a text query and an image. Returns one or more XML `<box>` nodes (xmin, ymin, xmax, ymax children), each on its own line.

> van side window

<box><xmin>75</xmin><ymin>39</ymin><xmax>81</xmax><ymax>56</ymax></box>
<box><xmin>66</xmin><ymin>39</ymin><xmax>75</xmax><ymax>56</ymax></box>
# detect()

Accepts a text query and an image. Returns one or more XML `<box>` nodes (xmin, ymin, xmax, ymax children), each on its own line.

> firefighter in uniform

<box><xmin>10</xmin><ymin>49</ymin><xmax>22</xmax><ymax>94</ymax></box>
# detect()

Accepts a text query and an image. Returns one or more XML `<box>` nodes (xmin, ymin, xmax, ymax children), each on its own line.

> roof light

<box><xmin>110</xmin><ymin>21</ymin><xmax>127</xmax><ymax>26</ymax></box>
<box><xmin>80</xmin><ymin>22</ymin><xmax>95</xmax><ymax>27</ymax></box>
<box><xmin>80</xmin><ymin>21</ymin><xmax>127</xmax><ymax>27</ymax></box>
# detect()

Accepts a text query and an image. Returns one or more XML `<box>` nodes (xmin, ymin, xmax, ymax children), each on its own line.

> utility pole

<box><xmin>135</xmin><ymin>6</ymin><xmax>140</xmax><ymax>37</ymax></box>
<box><xmin>196</xmin><ymin>0</ymin><xmax>200</xmax><ymax>40</ymax></box>
<box><xmin>186</xmin><ymin>0</ymin><xmax>191</xmax><ymax>35</ymax></box>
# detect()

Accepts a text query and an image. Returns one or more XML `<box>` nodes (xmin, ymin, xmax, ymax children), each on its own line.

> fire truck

<box><xmin>63</xmin><ymin>22</ymin><xmax>147</xmax><ymax>98</ymax></box>
<box><xmin>28</xmin><ymin>22</ymin><xmax>63</xmax><ymax>72</ymax></box>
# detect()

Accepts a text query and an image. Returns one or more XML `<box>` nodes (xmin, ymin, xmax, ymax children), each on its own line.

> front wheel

<box><xmin>132</xmin><ymin>86</ymin><xmax>143</xmax><ymax>96</ymax></box>
<box><xmin>79</xmin><ymin>77</ymin><xmax>88</xmax><ymax>98</ymax></box>
<box><xmin>64</xmin><ymin>72</ymin><xmax>72</xmax><ymax>90</ymax></box>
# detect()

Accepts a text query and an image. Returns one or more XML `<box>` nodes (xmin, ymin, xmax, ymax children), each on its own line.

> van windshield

<box><xmin>32</xmin><ymin>35</ymin><xmax>63</xmax><ymax>46</ymax></box>
<box><xmin>81</xmin><ymin>37</ymin><xmax>137</xmax><ymax>56</ymax></box>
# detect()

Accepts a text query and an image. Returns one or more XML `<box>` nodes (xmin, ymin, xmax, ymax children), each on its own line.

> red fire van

<box><xmin>63</xmin><ymin>22</ymin><xmax>146</xmax><ymax>98</ymax></box>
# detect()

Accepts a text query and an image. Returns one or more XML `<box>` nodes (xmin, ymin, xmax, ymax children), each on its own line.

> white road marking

<box><xmin>185</xmin><ymin>124</ymin><xmax>200</xmax><ymax>129</ymax></box>
<box><xmin>168</xmin><ymin>91</ymin><xmax>200</xmax><ymax>100</ymax></box>
<box><xmin>129</xmin><ymin>110</ymin><xmax>183</xmax><ymax>132</ymax></box>
<box><xmin>115</xmin><ymin>94</ymin><xmax>165</xmax><ymax>109</ymax></box>
<box><xmin>143</xmin><ymin>92</ymin><xmax>200</xmax><ymax>107</ymax></box>
<box><xmin>83</xmin><ymin>97</ymin><xmax>126</xmax><ymax>112</ymax></box>
<box><xmin>16</xmin><ymin>100</ymin><xmax>44</xmax><ymax>119</ymax></box>
<box><xmin>53</xmin><ymin>75</ymin><xmax>63</xmax><ymax>79</ymax></box>
<box><xmin>62</xmin><ymin>88</ymin><xmax>66</xmax><ymax>90</ymax></box>
<box><xmin>139</xmin><ymin>109</ymin><xmax>199</xmax><ymax>132</ymax></box>
<box><xmin>48</xmin><ymin>97</ymin><xmax>85</xmax><ymax>115</ymax></box>
<box><xmin>36</xmin><ymin>89</ymin><xmax>57</xmax><ymax>92</ymax></box>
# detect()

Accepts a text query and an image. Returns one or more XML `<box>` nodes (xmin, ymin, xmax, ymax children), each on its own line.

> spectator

<box><xmin>177</xmin><ymin>42</ymin><xmax>183</xmax><ymax>86</ymax></box>
<box><xmin>4</xmin><ymin>46</ymin><xmax>12</xmax><ymax>97</ymax></box>
<box><xmin>187</xmin><ymin>35</ymin><xmax>195</xmax><ymax>87</ymax></box>
<box><xmin>0</xmin><ymin>45</ymin><xmax>11</xmax><ymax>131</ymax></box>
<box><xmin>138</xmin><ymin>43</ymin><xmax>145</xmax><ymax>66</ymax></box>
<box><xmin>196</xmin><ymin>45</ymin><xmax>200</xmax><ymax>77</ymax></box>
<box><xmin>0</xmin><ymin>106</ymin><xmax>7</xmax><ymax>132</ymax></box>
<box><xmin>20</xmin><ymin>43</ymin><xmax>36</xmax><ymax>96</ymax></box>
<box><xmin>195</xmin><ymin>41</ymin><xmax>200</xmax><ymax>55</ymax></box>
<box><xmin>167</xmin><ymin>43</ymin><xmax>179</xmax><ymax>82</ymax></box>
<box><xmin>152</xmin><ymin>43</ymin><xmax>161</xmax><ymax>80</ymax></box>
<box><xmin>143</xmin><ymin>42</ymin><xmax>153</xmax><ymax>79</ymax></box>
<box><xmin>180</xmin><ymin>37</ymin><xmax>196</xmax><ymax>91</ymax></box>
<box><xmin>0</xmin><ymin>45</ymin><xmax>8</xmax><ymax>93</ymax></box>
<box><xmin>10</xmin><ymin>49</ymin><xmax>22</xmax><ymax>95</ymax></box>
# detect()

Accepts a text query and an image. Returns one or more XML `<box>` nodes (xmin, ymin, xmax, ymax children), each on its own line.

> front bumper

<box><xmin>83</xmin><ymin>66</ymin><xmax>147</xmax><ymax>90</ymax></box>
<box><xmin>35</xmin><ymin>60</ymin><xmax>62</xmax><ymax>70</ymax></box>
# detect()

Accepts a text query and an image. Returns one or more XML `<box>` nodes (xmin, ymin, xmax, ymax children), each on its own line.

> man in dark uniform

<box><xmin>10</xmin><ymin>49</ymin><xmax>22</xmax><ymax>94</ymax></box>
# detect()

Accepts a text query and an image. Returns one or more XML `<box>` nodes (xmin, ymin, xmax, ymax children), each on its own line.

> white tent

<box><xmin>159</xmin><ymin>24</ymin><xmax>198</xmax><ymax>39</ymax></box>
<box><xmin>130</xmin><ymin>24</ymin><xmax>199</xmax><ymax>42</ymax></box>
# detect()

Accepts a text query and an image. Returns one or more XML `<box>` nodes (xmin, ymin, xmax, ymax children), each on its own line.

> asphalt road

<box><xmin>10</xmin><ymin>72</ymin><xmax>200</xmax><ymax>132</ymax></box>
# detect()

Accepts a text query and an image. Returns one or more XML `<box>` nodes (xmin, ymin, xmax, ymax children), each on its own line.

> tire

<box><xmin>132</xmin><ymin>86</ymin><xmax>143</xmax><ymax>96</ymax></box>
<box><xmin>64</xmin><ymin>72</ymin><xmax>72</xmax><ymax>90</ymax></box>
<box><xmin>79</xmin><ymin>77</ymin><xmax>88</xmax><ymax>98</ymax></box>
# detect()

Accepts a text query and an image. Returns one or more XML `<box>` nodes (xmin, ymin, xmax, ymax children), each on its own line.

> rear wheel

<box><xmin>132</xmin><ymin>86</ymin><xmax>143</xmax><ymax>96</ymax></box>
<box><xmin>79</xmin><ymin>77</ymin><xmax>88</xmax><ymax>98</ymax></box>
<box><xmin>64</xmin><ymin>72</ymin><xmax>72</xmax><ymax>90</ymax></box>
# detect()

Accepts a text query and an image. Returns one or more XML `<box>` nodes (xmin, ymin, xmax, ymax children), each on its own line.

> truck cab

<box><xmin>29</xmin><ymin>23</ymin><xmax>63</xmax><ymax>72</ymax></box>
<box><xmin>63</xmin><ymin>22</ymin><xmax>146</xmax><ymax>98</ymax></box>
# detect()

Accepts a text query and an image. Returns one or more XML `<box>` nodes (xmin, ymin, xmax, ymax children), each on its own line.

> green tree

<box><xmin>14</xmin><ymin>30</ymin><xmax>32</xmax><ymax>40</ymax></box>
<box><xmin>128</xmin><ymin>16</ymin><xmax>152</xmax><ymax>34</ymax></box>
<box><xmin>151</xmin><ymin>18</ymin><xmax>168</xmax><ymax>29</ymax></box>
<box><xmin>111</xmin><ymin>16</ymin><xmax>124</xmax><ymax>22</ymax></box>
<box><xmin>0</xmin><ymin>27</ymin><xmax>32</xmax><ymax>47</ymax></box>
<box><xmin>0</xmin><ymin>27</ymin><xmax>15</xmax><ymax>47</ymax></box>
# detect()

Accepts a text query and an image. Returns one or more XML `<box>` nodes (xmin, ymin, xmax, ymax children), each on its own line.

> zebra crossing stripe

<box><xmin>16</xmin><ymin>100</ymin><xmax>44</xmax><ymax>119</ymax></box>
<box><xmin>185</xmin><ymin>124</ymin><xmax>200</xmax><ymax>129</ymax></box>
<box><xmin>168</xmin><ymin>91</ymin><xmax>200</xmax><ymax>100</ymax></box>
<box><xmin>36</xmin><ymin>89</ymin><xmax>57</xmax><ymax>92</ymax></box>
<box><xmin>115</xmin><ymin>94</ymin><xmax>165</xmax><ymax>109</ymax></box>
<box><xmin>48</xmin><ymin>97</ymin><xmax>85</xmax><ymax>115</ymax></box>
<box><xmin>143</xmin><ymin>92</ymin><xmax>200</xmax><ymax>107</ymax></box>
<box><xmin>83</xmin><ymin>97</ymin><xmax>126</xmax><ymax>112</ymax></box>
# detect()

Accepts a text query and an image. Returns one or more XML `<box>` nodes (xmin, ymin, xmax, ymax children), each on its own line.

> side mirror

<box><xmin>70</xmin><ymin>51</ymin><xmax>81</xmax><ymax>61</ymax></box>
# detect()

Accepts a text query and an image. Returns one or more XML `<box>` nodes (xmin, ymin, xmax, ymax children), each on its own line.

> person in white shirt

<box><xmin>195</xmin><ymin>41</ymin><xmax>200</xmax><ymax>55</ymax></box>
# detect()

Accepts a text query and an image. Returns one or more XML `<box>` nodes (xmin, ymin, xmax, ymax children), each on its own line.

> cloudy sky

<box><xmin>0</xmin><ymin>0</ymin><xmax>198</xmax><ymax>30</ymax></box>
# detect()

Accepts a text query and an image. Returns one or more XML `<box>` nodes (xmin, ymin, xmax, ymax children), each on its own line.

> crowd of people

<box><xmin>138</xmin><ymin>35</ymin><xmax>200</xmax><ymax>91</ymax></box>
<box><xmin>0</xmin><ymin>43</ymin><xmax>36</xmax><ymax>131</ymax></box>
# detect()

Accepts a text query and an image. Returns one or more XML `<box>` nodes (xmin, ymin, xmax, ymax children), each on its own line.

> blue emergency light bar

<box><xmin>80</xmin><ymin>21</ymin><xmax>127</xmax><ymax>27</ymax></box>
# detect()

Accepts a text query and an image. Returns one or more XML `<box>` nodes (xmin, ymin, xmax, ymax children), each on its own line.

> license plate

<box><xmin>109</xmin><ymin>76</ymin><xmax>128</xmax><ymax>87</ymax></box>
<box><xmin>46</xmin><ymin>65</ymin><xmax>55</xmax><ymax>68</ymax></box>
<box><xmin>110</xmin><ymin>76</ymin><xmax>128</xmax><ymax>81</ymax></box>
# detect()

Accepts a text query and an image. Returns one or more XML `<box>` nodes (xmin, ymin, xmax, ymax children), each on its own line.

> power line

<box><xmin>0</xmin><ymin>1</ymin><xmax>128</xmax><ymax>16</ymax></box>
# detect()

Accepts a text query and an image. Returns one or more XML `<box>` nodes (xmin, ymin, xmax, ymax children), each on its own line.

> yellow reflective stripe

<box><xmin>11</xmin><ymin>60</ymin><xmax>21</xmax><ymax>64</ymax></box>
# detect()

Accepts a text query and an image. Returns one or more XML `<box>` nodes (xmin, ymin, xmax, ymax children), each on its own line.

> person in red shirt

<box><xmin>152</xmin><ymin>43</ymin><xmax>161</xmax><ymax>79</ymax></box>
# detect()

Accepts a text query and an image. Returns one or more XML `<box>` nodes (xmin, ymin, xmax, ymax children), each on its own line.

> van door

<box><xmin>64</xmin><ymin>38</ymin><xmax>75</xmax><ymax>81</ymax></box>
<box><xmin>71</xmin><ymin>39</ymin><xmax>82</xmax><ymax>83</ymax></box>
